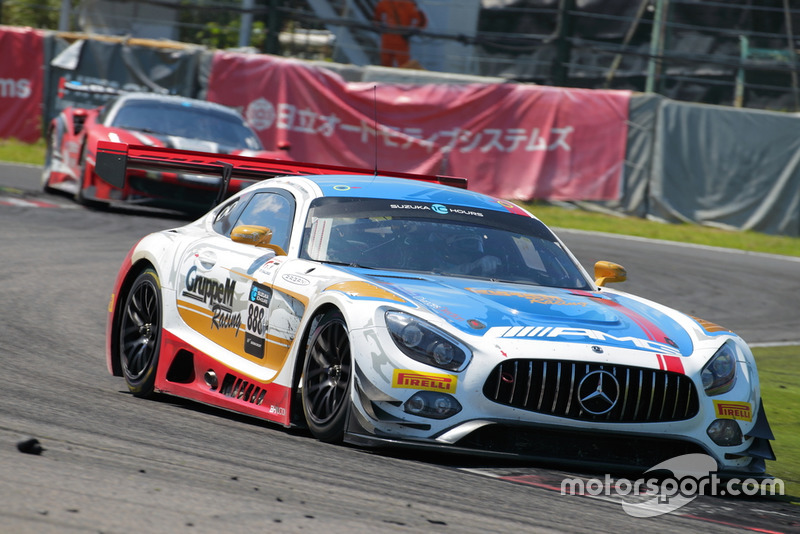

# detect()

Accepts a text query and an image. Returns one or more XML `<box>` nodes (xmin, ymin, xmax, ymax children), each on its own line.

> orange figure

<box><xmin>373</xmin><ymin>0</ymin><xmax>427</xmax><ymax>68</ymax></box>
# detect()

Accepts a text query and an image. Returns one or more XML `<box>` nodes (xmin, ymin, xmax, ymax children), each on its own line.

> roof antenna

<box><xmin>373</xmin><ymin>84</ymin><xmax>378</xmax><ymax>176</ymax></box>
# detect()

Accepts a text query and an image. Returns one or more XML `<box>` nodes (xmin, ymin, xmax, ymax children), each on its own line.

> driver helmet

<box><xmin>444</xmin><ymin>231</ymin><xmax>484</xmax><ymax>263</ymax></box>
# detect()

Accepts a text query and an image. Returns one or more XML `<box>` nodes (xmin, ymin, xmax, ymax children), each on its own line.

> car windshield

<box><xmin>300</xmin><ymin>197</ymin><xmax>592</xmax><ymax>289</ymax></box>
<box><xmin>109</xmin><ymin>101</ymin><xmax>263</xmax><ymax>149</ymax></box>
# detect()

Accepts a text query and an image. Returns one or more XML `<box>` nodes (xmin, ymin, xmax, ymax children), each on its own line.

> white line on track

<box><xmin>0</xmin><ymin>196</ymin><xmax>75</xmax><ymax>208</ymax></box>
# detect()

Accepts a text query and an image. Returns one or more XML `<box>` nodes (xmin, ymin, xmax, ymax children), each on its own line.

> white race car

<box><xmin>100</xmin><ymin>141</ymin><xmax>775</xmax><ymax>476</ymax></box>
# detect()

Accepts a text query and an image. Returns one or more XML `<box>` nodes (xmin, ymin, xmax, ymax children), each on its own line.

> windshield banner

<box><xmin>0</xmin><ymin>27</ymin><xmax>44</xmax><ymax>143</ymax></box>
<box><xmin>206</xmin><ymin>52</ymin><xmax>630</xmax><ymax>201</ymax></box>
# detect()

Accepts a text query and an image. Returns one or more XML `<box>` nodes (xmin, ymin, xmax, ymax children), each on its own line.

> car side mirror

<box><xmin>594</xmin><ymin>261</ymin><xmax>627</xmax><ymax>287</ymax></box>
<box><xmin>231</xmin><ymin>225</ymin><xmax>287</xmax><ymax>256</ymax></box>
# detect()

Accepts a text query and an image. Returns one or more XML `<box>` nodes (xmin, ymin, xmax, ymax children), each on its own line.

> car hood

<box><xmin>360</xmin><ymin>272</ymin><xmax>695</xmax><ymax>357</ymax></box>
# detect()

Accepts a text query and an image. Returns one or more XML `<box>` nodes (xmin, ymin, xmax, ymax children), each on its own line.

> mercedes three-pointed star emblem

<box><xmin>577</xmin><ymin>370</ymin><xmax>620</xmax><ymax>415</ymax></box>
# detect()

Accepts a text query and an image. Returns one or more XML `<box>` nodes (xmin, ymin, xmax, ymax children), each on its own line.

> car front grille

<box><xmin>483</xmin><ymin>359</ymin><xmax>699</xmax><ymax>423</ymax></box>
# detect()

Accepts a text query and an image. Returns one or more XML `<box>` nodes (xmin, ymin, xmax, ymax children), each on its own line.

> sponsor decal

<box><xmin>468</xmin><ymin>288</ymin><xmax>587</xmax><ymax>306</ymax></box>
<box><xmin>269</xmin><ymin>405</ymin><xmax>286</xmax><ymax>416</ymax></box>
<box><xmin>247</xmin><ymin>253</ymin><xmax>277</xmax><ymax>275</ymax></box>
<box><xmin>182</xmin><ymin>265</ymin><xmax>241</xmax><ymax>335</ymax></box>
<box><xmin>392</xmin><ymin>369</ymin><xmax>457</xmax><ymax>393</ymax></box>
<box><xmin>250</xmin><ymin>282</ymin><xmax>272</xmax><ymax>307</ymax></box>
<box><xmin>388</xmin><ymin>203</ymin><xmax>484</xmax><ymax>217</ymax></box>
<box><xmin>245</xmin><ymin>97</ymin><xmax>276</xmax><ymax>131</ymax></box>
<box><xmin>485</xmin><ymin>325</ymin><xmax>682</xmax><ymax>356</ymax></box>
<box><xmin>0</xmin><ymin>78</ymin><xmax>32</xmax><ymax>98</ymax></box>
<box><xmin>282</xmin><ymin>273</ymin><xmax>310</xmax><ymax>286</ymax></box>
<box><xmin>325</xmin><ymin>281</ymin><xmax>407</xmax><ymax>303</ymax></box>
<box><xmin>448</xmin><ymin>208</ymin><xmax>484</xmax><ymax>217</ymax></box>
<box><xmin>244</xmin><ymin>282</ymin><xmax>272</xmax><ymax>359</ymax></box>
<box><xmin>184</xmin><ymin>266</ymin><xmax>235</xmax><ymax>306</ymax></box>
<box><xmin>409</xmin><ymin>292</ymin><xmax>464</xmax><ymax>321</ymax></box>
<box><xmin>390</xmin><ymin>203</ymin><xmax>432</xmax><ymax>211</ymax></box>
<box><xmin>713</xmin><ymin>400</ymin><xmax>752</xmax><ymax>422</ymax></box>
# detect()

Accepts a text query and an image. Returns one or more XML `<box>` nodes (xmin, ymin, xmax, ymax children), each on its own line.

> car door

<box><xmin>175</xmin><ymin>189</ymin><xmax>297</xmax><ymax>380</ymax></box>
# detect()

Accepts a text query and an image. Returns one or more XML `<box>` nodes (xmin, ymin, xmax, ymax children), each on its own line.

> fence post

<box><xmin>553</xmin><ymin>0</ymin><xmax>575</xmax><ymax>87</ymax></box>
<box><xmin>265</xmin><ymin>0</ymin><xmax>281</xmax><ymax>55</ymax></box>
<box><xmin>735</xmin><ymin>35</ymin><xmax>747</xmax><ymax>108</ymax></box>
<box><xmin>58</xmin><ymin>0</ymin><xmax>71</xmax><ymax>31</ymax></box>
<box><xmin>781</xmin><ymin>0</ymin><xmax>799</xmax><ymax>111</ymax></box>
<box><xmin>645</xmin><ymin>0</ymin><xmax>667</xmax><ymax>93</ymax></box>
<box><xmin>239</xmin><ymin>0</ymin><xmax>254</xmax><ymax>48</ymax></box>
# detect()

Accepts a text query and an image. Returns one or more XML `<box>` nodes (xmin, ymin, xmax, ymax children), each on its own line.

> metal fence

<box><xmin>6</xmin><ymin>0</ymin><xmax>799</xmax><ymax>110</ymax></box>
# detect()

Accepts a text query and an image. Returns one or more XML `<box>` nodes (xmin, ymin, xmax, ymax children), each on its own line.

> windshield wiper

<box><xmin>322</xmin><ymin>260</ymin><xmax>377</xmax><ymax>270</ymax></box>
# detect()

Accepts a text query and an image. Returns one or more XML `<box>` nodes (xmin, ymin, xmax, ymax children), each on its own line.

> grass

<box><xmin>0</xmin><ymin>138</ymin><xmax>47</xmax><ymax>165</ymax></box>
<box><xmin>2</xmin><ymin>137</ymin><xmax>798</xmax><ymax>499</ymax></box>
<box><xmin>754</xmin><ymin>346</ymin><xmax>800</xmax><ymax>501</ymax></box>
<box><xmin>521</xmin><ymin>201</ymin><xmax>800</xmax><ymax>259</ymax></box>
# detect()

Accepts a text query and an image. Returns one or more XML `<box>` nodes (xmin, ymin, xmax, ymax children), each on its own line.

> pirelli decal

<box><xmin>713</xmin><ymin>400</ymin><xmax>752</xmax><ymax>422</ymax></box>
<box><xmin>392</xmin><ymin>369</ymin><xmax>457</xmax><ymax>393</ymax></box>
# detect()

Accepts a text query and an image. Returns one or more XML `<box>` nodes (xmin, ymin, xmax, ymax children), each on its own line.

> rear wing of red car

<box><xmin>95</xmin><ymin>141</ymin><xmax>468</xmax><ymax>205</ymax></box>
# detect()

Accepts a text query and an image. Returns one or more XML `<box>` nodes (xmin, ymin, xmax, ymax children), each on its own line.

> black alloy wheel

<box><xmin>301</xmin><ymin>310</ymin><xmax>353</xmax><ymax>443</ymax></box>
<box><xmin>119</xmin><ymin>268</ymin><xmax>162</xmax><ymax>398</ymax></box>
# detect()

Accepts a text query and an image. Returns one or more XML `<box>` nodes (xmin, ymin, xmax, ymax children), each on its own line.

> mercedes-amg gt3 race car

<box><xmin>100</xmin><ymin>141</ymin><xmax>775</xmax><ymax>476</ymax></box>
<box><xmin>43</xmin><ymin>92</ymin><xmax>289</xmax><ymax>213</ymax></box>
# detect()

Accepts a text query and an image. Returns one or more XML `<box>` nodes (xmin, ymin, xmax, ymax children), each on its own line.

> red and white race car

<box><xmin>42</xmin><ymin>92</ymin><xmax>289</xmax><ymax>213</ymax></box>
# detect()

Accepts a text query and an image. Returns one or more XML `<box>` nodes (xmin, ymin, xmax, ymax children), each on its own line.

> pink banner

<box><xmin>0</xmin><ymin>26</ymin><xmax>44</xmax><ymax>143</ymax></box>
<box><xmin>207</xmin><ymin>52</ymin><xmax>630</xmax><ymax>200</ymax></box>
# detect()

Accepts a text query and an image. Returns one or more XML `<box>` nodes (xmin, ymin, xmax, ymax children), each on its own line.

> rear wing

<box><xmin>95</xmin><ymin>141</ymin><xmax>468</xmax><ymax>205</ymax></box>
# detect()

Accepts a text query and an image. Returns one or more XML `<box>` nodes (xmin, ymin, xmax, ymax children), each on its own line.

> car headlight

<box><xmin>706</xmin><ymin>419</ymin><xmax>743</xmax><ymax>446</ymax></box>
<box><xmin>701</xmin><ymin>342</ymin><xmax>737</xmax><ymax>396</ymax></box>
<box><xmin>404</xmin><ymin>391</ymin><xmax>462</xmax><ymax>419</ymax></box>
<box><xmin>385</xmin><ymin>311</ymin><xmax>470</xmax><ymax>371</ymax></box>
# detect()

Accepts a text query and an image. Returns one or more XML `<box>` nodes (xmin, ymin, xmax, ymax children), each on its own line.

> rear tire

<box><xmin>119</xmin><ymin>268</ymin><xmax>162</xmax><ymax>398</ymax></box>
<box><xmin>301</xmin><ymin>310</ymin><xmax>352</xmax><ymax>443</ymax></box>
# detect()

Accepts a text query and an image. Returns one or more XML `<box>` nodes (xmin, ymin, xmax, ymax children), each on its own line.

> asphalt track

<box><xmin>1</xmin><ymin>163</ymin><xmax>798</xmax><ymax>533</ymax></box>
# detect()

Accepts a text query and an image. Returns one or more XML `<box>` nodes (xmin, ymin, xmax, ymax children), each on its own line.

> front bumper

<box><xmin>345</xmin><ymin>358</ymin><xmax>776</xmax><ymax>477</ymax></box>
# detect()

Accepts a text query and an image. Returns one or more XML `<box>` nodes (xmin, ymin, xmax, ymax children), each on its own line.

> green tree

<box><xmin>1</xmin><ymin>0</ymin><xmax>66</xmax><ymax>28</ymax></box>
<box><xmin>177</xmin><ymin>0</ymin><xmax>279</xmax><ymax>51</ymax></box>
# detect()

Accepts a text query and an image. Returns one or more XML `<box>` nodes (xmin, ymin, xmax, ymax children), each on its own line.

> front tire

<box><xmin>119</xmin><ymin>268</ymin><xmax>162</xmax><ymax>398</ymax></box>
<box><xmin>41</xmin><ymin>128</ymin><xmax>57</xmax><ymax>193</ymax></box>
<box><xmin>301</xmin><ymin>310</ymin><xmax>353</xmax><ymax>443</ymax></box>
